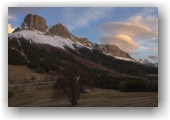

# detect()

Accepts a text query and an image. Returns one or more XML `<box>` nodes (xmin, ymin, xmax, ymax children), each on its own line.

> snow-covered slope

<box><xmin>154</xmin><ymin>63</ymin><xmax>158</xmax><ymax>67</ymax></box>
<box><xmin>8</xmin><ymin>30</ymin><xmax>136</xmax><ymax>63</ymax></box>
<box><xmin>8</xmin><ymin>30</ymin><xmax>93</xmax><ymax>51</ymax></box>
<box><xmin>138</xmin><ymin>59</ymin><xmax>156</xmax><ymax>67</ymax></box>
<box><xmin>8</xmin><ymin>30</ymin><xmax>158</xmax><ymax>68</ymax></box>
<box><xmin>9</xmin><ymin>29</ymin><xmax>139</xmax><ymax>64</ymax></box>
<box><xmin>113</xmin><ymin>56</ymin><xmax>135</xmax><ymax>62</ymax></box>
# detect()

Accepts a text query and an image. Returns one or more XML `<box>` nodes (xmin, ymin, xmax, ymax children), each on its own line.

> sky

<box><xmin>8</xmin><ymin>7</ymin><xmax>158</xmax><ymax>63</ymax></box>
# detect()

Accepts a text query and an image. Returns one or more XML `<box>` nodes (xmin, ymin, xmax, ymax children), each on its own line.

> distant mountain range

<box><xmin>12</xmin><ymin>14</ymin><xmax>134</xmax><ymax>60</ymax></box>
<box><xmin>138</xmin><ymin>58</ymin><xmax>158</xmax><ymax>68</ymax></box>
<box><xmin>8</xmin><ymin>14</ymin><xmax>158</xmax><ymax>80</ymax></box>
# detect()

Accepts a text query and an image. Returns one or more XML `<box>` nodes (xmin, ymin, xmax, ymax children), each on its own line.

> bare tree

<box><xmin>52</xmin><ymin>76</ymin><xmax>82</xmax><ymax>106</ymax></box>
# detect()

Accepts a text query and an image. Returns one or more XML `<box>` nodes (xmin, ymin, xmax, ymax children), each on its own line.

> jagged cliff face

<box><xmin>49</xmin><ymin>23</ymin><xmax>71</xmax><ymax>38</ymax></box>
<box><xmin>22</xmin><ymin>14</ymin><xmax>48</xmax><ymax>32</ymax></box>
<box><xmin>93</xmin><ymin>44</ymin><xmax>132</xmax><ymax>59</ymax></box>
<box><xmin>70</xmin><ymin>34</ymin><xmax>93</xmax><ymax>48</ymax></box>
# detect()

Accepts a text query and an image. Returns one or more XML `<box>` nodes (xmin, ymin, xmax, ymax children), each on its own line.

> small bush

<box><xmin>146</xmin><ymin>81</ymin><xmax>158</xmax><ymax>92</ymax></box>
<box><xmin>119</xmin><ymin>81</ymin><xmax>129</xmax><ymax>92</ymax></box>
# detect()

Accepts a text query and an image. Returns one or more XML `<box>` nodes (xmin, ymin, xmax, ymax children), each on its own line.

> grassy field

<box><xmin>8</xmin><ymin>65</ymin><xmax>158</xmax><ymax>107</ymax></box>
<box><xmin>79</xmin><ymin>88</ymin><xmax>158</xmax><ymax>107</ymax></box>
<box><xmin>8</xmin><ymin>85</ymin><xmax>158</xmax><ymax>107</ymax></box>
<box><xmin>8</xmin><ymin>65</ymin><xmax>45</xmax><ymax>83</ymax></box>
<box><xmin>8</xmin><ymin>65</ymin><xmax>55</xmax><ymax>84</ymax></box>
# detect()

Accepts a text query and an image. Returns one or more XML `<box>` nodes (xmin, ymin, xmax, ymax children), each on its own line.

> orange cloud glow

<box><xmin>100</xmin><ymin>15</ymin><xmax>158</xmax><ymax>54</ymax></box>
<box><xmin>8</xmin><ymin>15</ymin><xmax>12</xmax><ymax>19</ymax></box>
<box><xmin>101</xmin><ymin>34</ymin><xmax>138</xmax><ymax>53</ymax></box>
<box><xmin>8</xmin><ymin>24</ymin><xmax>15</xmax><ymax>34</ymax></box>
<box><xmin>101</xmin><ymin>22</ymin><xmax>152</xmax><ymax>38</ymax></box>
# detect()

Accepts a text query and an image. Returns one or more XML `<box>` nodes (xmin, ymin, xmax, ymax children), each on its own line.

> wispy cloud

<box><xmin>101</xmin><ymin>34</ymin><xmax>138</xmax><ymax>53</ymax></box>
<box><xmin>136</xmin><ymin>7</ymin><xmax>158</xmax><ymax>17</ymax></box>
<box><xmin>8</xmin><ymin>7</ymin><xmax>45</xmax><ymax>16</ymax></box>
<box><xmin>8</xmin><ymin>14</ymin><xmax>17</xmax><ymax>21</ymax></box>
<box><xmin>100</xmin><ymin>15</ymin><xmax>158</xmax><ymax>54</ymax></box>
<box><xmin>148</xmin><ymin>55</ymin><xmax>158</xmax><ymax>61</ymax></box>
<box><xmin>100</xmin><ymin>21</ymin><xmax>152</xmax><ymax>38</ymax></box>
<box><xmin>8</xmin><ymin>23</ymin><xmax>15</xmax><ymax>34</ymax></box>
<box><xmin>127</xmin><ymin>15</ymin><xmax>158</xmax><ymax>38</ymax></box>
<box><xmin>8</xmin><ymin>15</ymin><xmax>12</xmax><ymax>19</ymax></box>
<box><xmin>63</xmin><ymin>8</ymin><xmax>114</xmax><ymax>30</ymax></box>
<box><xmin>150</xmin><ymin>48</ymin><xmax>158</xmax><ymax>52</ymax></box>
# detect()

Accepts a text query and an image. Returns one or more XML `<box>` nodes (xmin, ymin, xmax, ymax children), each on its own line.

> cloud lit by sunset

<box><xmin>8</xmin><ymin>23</ymin><xmax>15</xmax><ymax>34</ymax></box>
<box><xmin>100</xmin><ymin>21</ymin><xmax>152</xmax><ymax>38</ymax></box>
<box><xmin>101</xmin><ymin>34</ymin><xmax>138</xmax><ymax>53</ymax></box>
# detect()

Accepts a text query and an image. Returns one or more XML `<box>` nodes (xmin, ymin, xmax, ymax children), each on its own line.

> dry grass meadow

<box><xmin>8</xmin><ymin>65</ymin><xmax>158</xmax><ymax>107</ymax></box>
<box><xmin>9</xmin><ymin>85</ymin><xmax>158</xmax><ymax>107</ymax></box>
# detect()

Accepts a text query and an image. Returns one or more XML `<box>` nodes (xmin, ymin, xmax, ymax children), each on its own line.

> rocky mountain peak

<box><xmin>93</xmin><ymin>44</ymin><xmax>132</xmax><ymax>59</ymax></box>
<box><xmin>49</xmin><ymin>23</ymin><xmax>71</xmax><ymax>38</ymax></box>
<box><xmin>21</xmin><ymin>14</ymin><xmax>48</xmax><ymax>32</ymax></box>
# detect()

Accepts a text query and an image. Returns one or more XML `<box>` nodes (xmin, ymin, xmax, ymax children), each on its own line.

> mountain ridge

<box><xmin>11</xmin><ymin>13</ymin><xmax>133</xmax><ymax>60</ymax></box>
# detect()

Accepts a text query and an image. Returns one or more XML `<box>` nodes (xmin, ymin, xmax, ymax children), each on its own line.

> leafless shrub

<box><xmin>52</xmin><ymin>76</ymin><xmax>82</xmax><ymax>106</ymax></box>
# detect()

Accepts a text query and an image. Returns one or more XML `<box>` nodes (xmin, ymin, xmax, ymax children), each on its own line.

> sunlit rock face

<box><xmin>22</xmin><ymin>14</ymin><xmax>48</xmax><ymax>32</ymax></box>
<box><xmin>49</xmin><ymin>23</ymin><xmax>71</xmax><ymax>38</ymax></box>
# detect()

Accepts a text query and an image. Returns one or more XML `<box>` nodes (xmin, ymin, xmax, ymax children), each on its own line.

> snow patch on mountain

<box><xmin>8</xmin><ymin>30</ymin><xmax>91</xmax><ymax>50</ymax></box>
<box><xmin>138</xmin><ymin>59</ymin><xmax>156</xmax><ymax>67</ymax></box>
<box><xmin>103</xmin><ymin>52</ymin><xmax>134</xmax><ymax>61</ymax></box>
<box><xmin>8</xmin><ymin>29</ymin><xmax>137</xmax><ymax>64</ymax></box>
<box><xmin>113</xmin><ymin>56</ymin><xmax>135</xmax><ymax>62</ymax></box>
